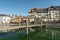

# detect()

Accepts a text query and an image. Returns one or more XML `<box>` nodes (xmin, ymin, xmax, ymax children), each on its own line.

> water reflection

<box><xmin>42</xmin><ymin>27</ymin><xmax>60</xmax><ymax>40</ymax></box>
<box><xmin>0</xmin><ymin>27</ymin><xmax>60</xmax><ymax>40</ymax></box>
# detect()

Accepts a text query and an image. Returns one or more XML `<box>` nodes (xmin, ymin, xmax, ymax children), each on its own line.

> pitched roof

<box><xmin>37</xmin><ymin>8</ymin><xmax>48</xmax><ymax>13</ymax></box>
<box><xmin>0</xmin><ymin>14</ymin><xmax>10</xmax><ymax>17</ymax></box>
<box><xmin>29</xmin><ymin>6</ymin><xmax>60</xmax><ymax>13</ymax></box>
<box><xmin>29</xmin><ymin>8</ymin><xmax>48</xmax><ymax>13</ymax></box>
<box><xmin>48</xmin><ymin>6</ymin><xmax>60</xmax><ymax>10</ymax></box>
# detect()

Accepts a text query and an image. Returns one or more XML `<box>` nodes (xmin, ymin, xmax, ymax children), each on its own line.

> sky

<box><xmin>0</xmin><ymin>0</ymin><xmax>60</xmax><ymax>16</ymax></box>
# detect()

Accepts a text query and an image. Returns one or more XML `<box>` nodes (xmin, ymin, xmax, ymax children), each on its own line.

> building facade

<box><xmin>48</xmin><ymin>6</ymin><xmax>60</xmax><ymax>21</ymax></box>
<box><xmin>0</xmin><ymin>14</ymin><xmax>12</xmax><ymax>23</ymax></box>
<box><xmin>28</xmin><ymin>6</ymin><xmax>60</xmax><ymax>22</ymax></box>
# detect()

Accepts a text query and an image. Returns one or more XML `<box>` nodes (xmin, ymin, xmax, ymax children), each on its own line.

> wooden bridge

<box><xmin>0</xmin><ymin>23</ymin><xmax>41</xmax><ymax>32</ymax></box>
<box><xmin>0</xmin><ymin>23</ymin><xmax>60</xmax><ymax>32</ymax></box>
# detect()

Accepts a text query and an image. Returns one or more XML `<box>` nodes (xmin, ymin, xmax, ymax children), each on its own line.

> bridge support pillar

<box><xmin>26</xmin><ymin>18</ymin><xmax>29</xmax><ymax>35</ymax></box>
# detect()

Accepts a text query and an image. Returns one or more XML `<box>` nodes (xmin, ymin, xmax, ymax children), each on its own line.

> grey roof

<box><xmin>29</xmin><ymin>8</ymin><xmax>48</xmax><ymax>13</ymax></box>
<box><xmin>29</xmin><ymin>6</ymin><xmax>60</xmax><ymax>13</ymax></box>
<box><xmin>0</xmin><ymin>14</ymin><xmax>11</xmax><ymax>17</ymax></box>
<box><xmin>48</xmin><ymin>6</ymin><xmax>60</xmax><ymax>10</ymax></box>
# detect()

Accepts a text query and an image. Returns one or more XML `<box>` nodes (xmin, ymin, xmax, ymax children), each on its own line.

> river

<box><xmin>0</xmin><ymin>27</ymin><xmax>60</xmax><ymax>40</ymax></box>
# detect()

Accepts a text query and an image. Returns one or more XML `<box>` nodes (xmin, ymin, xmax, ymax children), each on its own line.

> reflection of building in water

<box><xmin>0</xmin><ymin>14</ymin><xmax>11</xmax><ymax>23</ymax></box>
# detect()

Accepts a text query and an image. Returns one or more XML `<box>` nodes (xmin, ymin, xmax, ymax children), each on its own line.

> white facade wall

<box><xmin>48</xmin><ymin>10</ymin><xmax>60</xmax><ymax>21</ymax></box>
<box><xmin>0</xmin><ymin>16</ymin><xmax>11</xmax><ymax>23</ymax></box>
<box><xmin>0</xmin><ymin>16</ymin><xmax>3</xmax><ymax>23</ymax></box>
<box><xmin>3</xmin><ymin>16</ymin><xmax>11</xmax><ymax>23</ymax></box>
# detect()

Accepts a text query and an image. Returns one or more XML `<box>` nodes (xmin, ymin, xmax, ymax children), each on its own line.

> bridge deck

<box><xmin>0</xmin><ymin>24</ymin><xmax>41</xmax><ymax>31</ymax></box>
<box><xmin>0</xmin><ymin>23</ymin><xmax>60</xmax><ymax>32</ymax></box>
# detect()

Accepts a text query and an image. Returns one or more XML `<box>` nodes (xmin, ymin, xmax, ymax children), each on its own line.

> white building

<box><xmin>48</xmin><ymin>6</ymin><xmax>60</xmax><ymax>21</ymax></box>
<box><xmin>0</xmin><ymin>14</ymin><xmax>12</xmax><ymax>23</ymax></box>
<box><xmin>28</xmin><ymin>8</ymin><xmax>48</xmax><ymax>22</ymax></box>
<box><xmin>28</xmin><ymin>6</ymin><xmax>60</xmax><ymax>22</ymax></box>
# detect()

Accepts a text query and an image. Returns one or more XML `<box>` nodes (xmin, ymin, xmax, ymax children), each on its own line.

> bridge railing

<box><xmin>0</xmin><ymin>23</ymin><xmax>41</xmax><ymax>27</ymax></box>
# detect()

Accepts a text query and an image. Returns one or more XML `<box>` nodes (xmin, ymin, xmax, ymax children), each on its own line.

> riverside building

<box><xmin>28</xmin><ymin>6</ymin><xmax>60</xmax><ymax>22</ymax></box>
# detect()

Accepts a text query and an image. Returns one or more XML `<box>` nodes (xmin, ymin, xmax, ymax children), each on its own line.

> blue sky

<box><xmin>0</xmin><ymin>0</ymin><xmax>60</xmax><ymax>16</ymax></box>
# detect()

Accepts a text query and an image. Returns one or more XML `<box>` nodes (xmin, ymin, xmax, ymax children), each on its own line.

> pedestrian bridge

<box><xmin>0</xmin><ymin>23</ymin><xmax>41</xmax><ymax>32</ymax></box>
<box><xmin>0</xmin><ymin>23</ymin><xmax>60</xmax><ymax>32</ymax></box>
